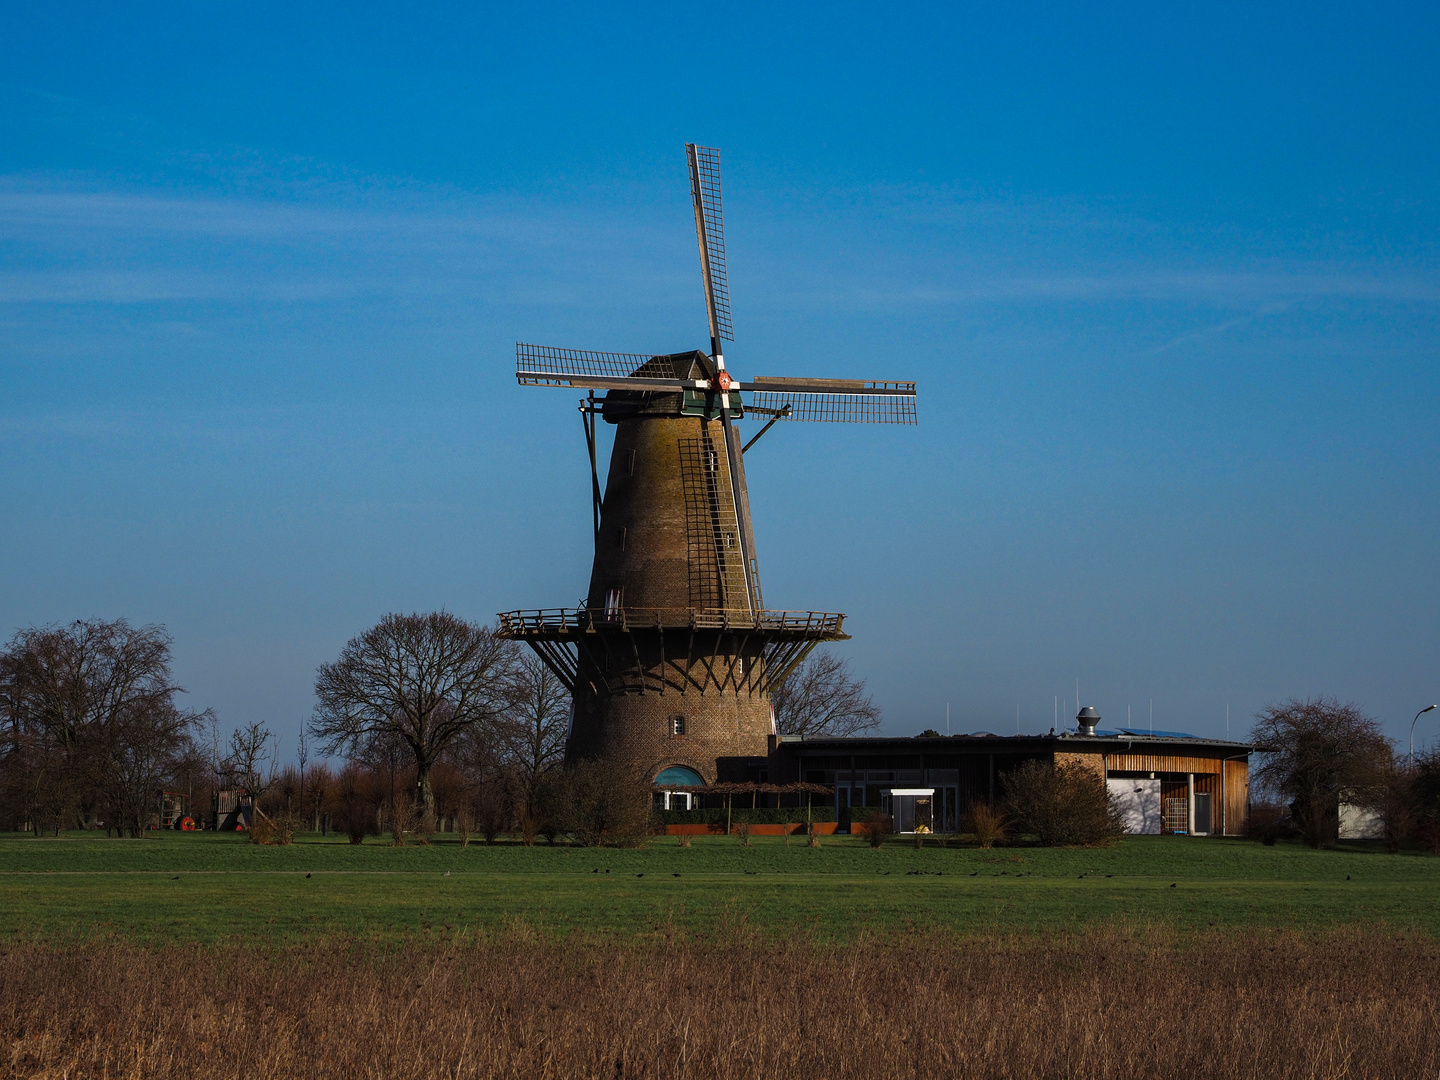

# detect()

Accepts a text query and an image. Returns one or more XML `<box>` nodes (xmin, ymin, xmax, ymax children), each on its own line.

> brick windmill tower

<box><xmin>498</xmin><ymin>145</ymin><xmax>917</xmax><ymax>788</ymax></box>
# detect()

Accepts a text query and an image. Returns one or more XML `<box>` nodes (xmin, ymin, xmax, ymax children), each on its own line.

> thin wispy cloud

<box><xmin>5</xmin><ymin>182</ymin><xmax>1436</xmax><ymax>315</ymax></box>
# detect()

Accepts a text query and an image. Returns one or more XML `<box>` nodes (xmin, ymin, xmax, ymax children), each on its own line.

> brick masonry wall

<box><xmin>570</xmin><ymin>685</ymin><xmax>772</xmax><ymax>783</ymax></box>
<box><xmin>568</xmin><ymin>412</ymin><xmax>776</xmax><ymax>782</ymax></box>
<box><xmin>1053</xmin><ymin>750</ymin><xmax>1108</xmax><ymax>781</ymax></box>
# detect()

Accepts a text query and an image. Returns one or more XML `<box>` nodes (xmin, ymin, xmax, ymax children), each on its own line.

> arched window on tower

<box><xmin>654</xmin><ymin>764</ymin><xmax>704</xmax><ymax>811</ymax></box>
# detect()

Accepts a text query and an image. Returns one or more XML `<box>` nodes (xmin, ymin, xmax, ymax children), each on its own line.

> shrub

<box><xmin>1416</xmin><ymin>816</ymin><xmax>1440</xmax><ymax>857</ymax></box>
<box><xmin>454</xmin><ymin>807</ymin><xmax>474</xmax><ymax>847</ymax></box>
<box><xmin>551</xmin><ymin>759</ymin><xmax>652</xmax><ymax>847</ymax></box>
<box><xmin>515</xmin><ymin>796</ymin><xmax>540</xmax><ymax>847</ymax></box>
<box><xmin>857</xmin><ymin>809</ymin><xmax>894</xmax><ymax>848</ymax></box>
<box><xmin>330</xmin><ymin>763</ymin><xmax>378</xmax><ymax>845</ymax></box>
<box><xmin>390</xmin><ymin>799</ymin><xmax>418</xmax><ymax>847</ymax></box>
<box><xmin>676</xmin><ymin>832</ymin><xmax>692</xmax><ymax>847</ymax></box>
<box><xmin>1002</xmin><ymin>760</ymin><xmax>1124</xmax><ymax>846</ymax></box>
<box><xmin>268</xmin><ymin>810</ymin><xmax>300</xmax><ymax>846</ymax></box>
<box><xmin>1410</xmin><ymin>751</ymin><xmax>1440</xmax><ymax>855</ymax></box>
<box><xmin>247</xmin><ymin>811</ymin><xmax>273</xmax><ymax>846</ymax></box>
<box><xmin>735</xmin><ymin>818</ymin><xmax>752</xmax><ymax>845</ymax></box>
<box><xmin>964</xmin><ymin>803</ymin><xmax>1009</xmax><ymax>849</ymax></box>
<box><xmin>1246</xmin><ymin>802</ymin><xmax>1290</xmax><ymax>845</ymax></box>
<box><xmin>473</xmin><ymin>782</ymin><xmax>510</xmax><ymax>845</ymax></box>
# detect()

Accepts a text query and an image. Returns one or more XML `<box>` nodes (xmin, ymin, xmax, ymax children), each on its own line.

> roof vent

<box><xmin>1076</xmin><ymin>706</ymin><xmax>1100</xmax><ymax>736</ymax></box>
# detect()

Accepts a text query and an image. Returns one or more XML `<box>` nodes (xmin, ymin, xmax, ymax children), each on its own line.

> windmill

<box><xmin>498</xmin><ymin>145</ymin><xmax>917</xmax><ymax>786</ymax></box>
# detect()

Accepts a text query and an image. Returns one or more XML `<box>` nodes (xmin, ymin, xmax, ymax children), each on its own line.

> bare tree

<box><xmin>0</xmin><ymin>619</ymin><xmax>206</xmax><ymax>834</ymax></box>
<box><xmin>1251</xmin><ymin>697</ymin><xmax>1393</xmax><ymax>848</ymax></box>
<box><xmin>770</xmin><ymin>650</ymin><xmax>881</xmax><ymax>738</ymax></box>
<box><xmin>228</xmin><ymin>722</ymin><xmax>277</xmax><ymax>805</ymax></box>
<box><xmin>496</xmin><ymin>653</ymin><xmax>570</xmax><ymax>782</ymax></box>
<box><xmin>310</xmin><ymin>612</ymin><xmax>518</xmax><ymax>815</ymax></box>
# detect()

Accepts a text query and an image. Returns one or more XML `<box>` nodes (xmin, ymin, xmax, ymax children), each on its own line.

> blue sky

<box><xmin>2</xmin><ymin>2</ymin><xmax>1438</xmax><ymax>753</ymax></box>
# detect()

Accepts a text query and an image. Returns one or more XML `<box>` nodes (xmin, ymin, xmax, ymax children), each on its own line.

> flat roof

<box><xmin>778</xmin><ymin>732</ymin><xmax>1255</xmax><ymax>753</ymax></box>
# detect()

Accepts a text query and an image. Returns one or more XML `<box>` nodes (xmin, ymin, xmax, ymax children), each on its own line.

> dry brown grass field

<box><xmin>4</xmin><ymin>929</ymin><xmax>1437</xmax><ymax>1079</ymax></box>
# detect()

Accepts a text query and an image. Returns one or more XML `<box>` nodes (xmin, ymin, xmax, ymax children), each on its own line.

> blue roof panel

<box><xmin>1117</xmin><ymin>727</ymin><xmax>1199</xmax><ymax>740</ymax></box>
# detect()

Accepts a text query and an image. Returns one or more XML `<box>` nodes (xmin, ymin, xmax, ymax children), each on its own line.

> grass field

<box><xmin>6</xmin><ymin>832</ymin><xmax>1440</xmax><ymax>1078</ymax></box>
<box><xmin>3</xmin><ymin>830</ymin><xmax>1437</xmax><ymax>944</ymax></box>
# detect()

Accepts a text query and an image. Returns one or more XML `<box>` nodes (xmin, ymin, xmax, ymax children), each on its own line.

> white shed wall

<box><xmin>1108</xmin><ymin>778</ymin><xmax>1162</xmax><ymax>835</ymax></box>
<box><xmin>1339</xmin><ymin>802</ymin><xmax>1383</xmax><ymax>840</ymax></box>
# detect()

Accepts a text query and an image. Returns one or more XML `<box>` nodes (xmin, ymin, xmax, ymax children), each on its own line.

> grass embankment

<box><xmin>5</xmin><ymin>932</ymin><xmax>1439</xmax><ymax>1078</ymax></box>
<box><xmin>2</xmin><ymin>830</ymin><xmax>1437</xmax><ymax>944</ymax></box>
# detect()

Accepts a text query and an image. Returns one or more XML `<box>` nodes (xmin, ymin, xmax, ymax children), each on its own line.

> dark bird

<box><xmin>636</xmin><ymin>873</ymin><xmax>644</xmax><ymax>878</ymax></box>
<box><xmin>1169</xmin><ymin>883</ymin><xmax>1177</xmax><ymax>888</ymax></box>
<box><xmin>171</xmin><ymin>875</ymin><xmax>179</xmax><ymax>880</ymax></box>
<box><xmin>306</xmin><ymin>872</ymin><xmax>312</xmax><ymax>879</ymax></box>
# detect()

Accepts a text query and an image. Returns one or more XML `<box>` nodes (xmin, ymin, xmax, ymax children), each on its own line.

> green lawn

<box><xmin>2</xmin><ymin>830</ymin><xmax>1436</xmax><ymax>944</ymax></box>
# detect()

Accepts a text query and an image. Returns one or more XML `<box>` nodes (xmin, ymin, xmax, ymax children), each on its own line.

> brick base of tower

<box><xmin>568</xmin><ymin>685</ymin><xmax>771</xmax><ymax>784</ymax></box>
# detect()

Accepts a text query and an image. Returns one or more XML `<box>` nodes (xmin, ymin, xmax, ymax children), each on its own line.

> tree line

<box><xmin>1249</xmin><ymin>696</ymin><xmax>1440</xmax><ymax>851</ymax></box>
<box><xmin>0</xmin><ymin>612</ymin><xmax>880</xmax><ymax>838</ymax></box>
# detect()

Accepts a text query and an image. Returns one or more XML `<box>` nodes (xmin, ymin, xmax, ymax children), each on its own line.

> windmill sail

<box><xmin>687</xmin><ymin>144</ymin><xmax>732</xmax><ymax>349</ymax></box>
<box><xmin>516</xmin><ymin>344</ymin><xmax>698</xmax><ymax>391</ymax></box>
<box><xmin>744</xmin><ymin>377</ymin><xmax>917</xmax><ymax>424</ymax></box>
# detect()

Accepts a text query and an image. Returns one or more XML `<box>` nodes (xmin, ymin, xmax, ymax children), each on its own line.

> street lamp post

<box><xmin>1410</xmin><ymin>705</ymin><xmax>1438</xmax><ymax>767</ymax></box>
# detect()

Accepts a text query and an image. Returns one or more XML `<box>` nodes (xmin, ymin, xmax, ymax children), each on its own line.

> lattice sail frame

<box><xmin>678</xmin><ymin>433</ymin><xmax>751</xmax><ymax>610</ymax></box>
<box><xmin>747</xmin><ymin>388</ymin><xmax>917</xmax><ymax>424</ymax></box>
<box><xmin>516</xmin><ymin>344</ymin><xmax>683</xmax><ymax>386</ymax></box>
<box><xmin>687</xmin><ymin>144</ymin><xmax>732</xmax><ymax>343</ymax></box>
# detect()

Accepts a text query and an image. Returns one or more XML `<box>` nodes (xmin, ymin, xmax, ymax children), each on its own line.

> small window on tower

<box><xmin>671</xmin><ymin>715</ymin><xmax>687</xmax><ymax>736</ymax></box>
<box><xmin>620</xmin><ymin>526</ymin><xmax>627</xmax><ymax>552</ymax></box>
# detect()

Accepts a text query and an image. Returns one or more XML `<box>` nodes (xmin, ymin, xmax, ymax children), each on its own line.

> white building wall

<box><xmin>1339</xmin><ymin>802</ymin><xmax>1383</xmax><ymax>840</ymax></box>
<box><xmin>1108</xmin><ymin>778</ymin><xmax>1161</xmax><ymax>835</ymax></box>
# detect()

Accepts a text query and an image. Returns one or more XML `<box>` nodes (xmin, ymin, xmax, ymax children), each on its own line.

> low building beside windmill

<box><xmin>768</xmin><ymin>725</ymin><xmax>1254</xmax><ymax>837</ymax></box>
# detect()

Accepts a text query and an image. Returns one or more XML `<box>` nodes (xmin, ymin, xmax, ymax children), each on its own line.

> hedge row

<box><xmin>654</xmin><ymin>806</ymin><xmax>838</xmax><ymax>825</ymax></box>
